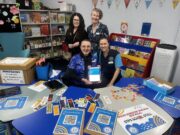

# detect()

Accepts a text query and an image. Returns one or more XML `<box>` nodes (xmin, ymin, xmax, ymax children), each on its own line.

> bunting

<box><xmin>100</xmin><ymin>0</ymin><xmax>104</xmax><ymax>5</ymax></box>
<box><xmin>159</xmin><ymin>0</ymin><xmax>166</xmax><ymax>7</ymax></box>
<box><xmin>92</xmin><ymin>0</ymin><xmax>98</xmax><ymax>8</ymax></box>
<box><xmin>134</xmin><ymin>0</ymin><xmax>141</xmax><ymax>9</ymax></box>
<box><xmin>145</xmin><ymin>0</ymin><xmax>152</xmax><ymax>9</ymax></box>
<box><xmin>124</xmin><ymin>0</ymin><xmax>131</xmax><ymax>8</ymax></box>
<box><xmin>107</xmin><ymin>0</ymin><xmax>113</xmax><ymax>8</ymax></box>
<box><xmin>172</xmin><ymin>0</ymin><xmax>180</xmax><ymax>9</ymax></box>
<box><xmin>115</xmin><ymin>0</ymin><xmax>121</xmax><ymax>9</ymax></box>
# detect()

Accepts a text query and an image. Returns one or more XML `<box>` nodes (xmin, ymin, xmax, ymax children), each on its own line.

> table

<box><xmin>94</xmin><ymin>86</ymin><xmax>174</xmax><ymax>135</ymax></box>
<box><xmin>12</xmin><ymin>86</ymin><xmax>96</xmax><ymax>135</ymax></box>
<box><xmin>115</xmin><ymin>78</ymin><xmax>180</xmax><ymax>118</ymax></box>
<box><xmin>0</xmin><ymin>85</ymin><xmax>66</xmax><ymax>122</ymax></box>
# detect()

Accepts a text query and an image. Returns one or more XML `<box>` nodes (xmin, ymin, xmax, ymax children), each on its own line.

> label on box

<box><xmin>0</xmin><ymin>70</ymin><xmax>25</xmax><ymax>84</ymax></box>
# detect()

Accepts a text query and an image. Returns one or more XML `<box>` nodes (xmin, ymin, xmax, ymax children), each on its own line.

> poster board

<box><xmin>0</xmin><ymin>3</ymin><xmax>21</xmax><ymax>32</ymax></box>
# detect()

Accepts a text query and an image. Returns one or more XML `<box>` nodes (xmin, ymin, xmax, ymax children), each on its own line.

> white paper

<box><xmin>28</xmin><ymin>81</ymin><xmax>47</xmax><ymax>92</ymax></box>
<box><xmin>0</xmin><ymin>57</ymin><xmax>29</xmax><ymax>65</ymax></box>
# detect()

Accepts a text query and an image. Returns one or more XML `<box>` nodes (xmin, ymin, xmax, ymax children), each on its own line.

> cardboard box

<box><xmin>0</xmin><ymin>57</ymin><xmax>36</xmax><ymax>84</ymax></box>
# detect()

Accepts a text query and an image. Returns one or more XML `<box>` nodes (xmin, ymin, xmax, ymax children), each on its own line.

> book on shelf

<box><xmin>50</xmin><ymin>12</ymin><xmax>58</xmax><ymax>23</ymax></box>
<box><xmin>57</xmin><ymin>13</ymin><xmax>65</xmax><ymax>24</ymax></box>
<box><xmin>53</xmin><ymin>108</ymin><xmax>85</xmax><ymax>135</ymax></box>
<box><xmin>31</xmin><ymin>26</ymin><xmax>41</xmax><ymax>36</ymax></box>
<box><xmin>20</xmin><ymin>13</ymin><xmax>30</xmax><ymax>23</ymax></box>
<box><xmin>84</xmin><ymin>107</ymin><xmax>117</xmax><ymax>135</ymax></box>
<box><xmin>124</xmin><ymin>68</ymin><xmax>135</xmax><ymax>78</ymax></box>
<box><xmin>40</xmin><ymin>14</ymin><xmax>49</xmax><ymax>23</ymax></box>
<box><xmin>31</xmin><ymin>12</ymin><xmax>41</xmax><ymax>23</ymax></box>
<box><xmin>40</xmin><ymin>24</ymin><xmax>49</xmax><ymax>35</ymax></box>
<box><xmin>51</xmin><ymin>25</ymin><xmax>59</xmax><ymax>35</ymax></box>
<box><xmin>23</xmin><ymin>26</ymin><xmax>32</xmax><ymax>36</ymax></box>
<box><xmin>65</xmin><ymin>14</ymin><xmax>71</xmax><ymax>24</ymax></box>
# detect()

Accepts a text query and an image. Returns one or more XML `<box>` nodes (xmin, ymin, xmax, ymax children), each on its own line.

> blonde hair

<box><xmin>92</xmin><ymin>8</ymin><xmax>103</xmax><ymax>19</ymax></box>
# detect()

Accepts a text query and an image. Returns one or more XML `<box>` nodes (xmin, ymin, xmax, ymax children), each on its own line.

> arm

<box><xmin>108</xmin><ymin>54</ymin><xmax>123</xmax><ymax>86</ymax></box>
<box><xmin>108</xmin><ymin>68</ymin><xmax>120</xmax><ymax>86</ymax></box>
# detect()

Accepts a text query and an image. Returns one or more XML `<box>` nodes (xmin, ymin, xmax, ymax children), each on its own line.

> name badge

<box><xmin>108</xmin><ymin>61</ymin><xmax>114</xmax><ymax>64</ymax></box>
<box><xmin>96</xmin><ymin>32</ymin><xmax>100</xmax><ymax>35</ymax></box>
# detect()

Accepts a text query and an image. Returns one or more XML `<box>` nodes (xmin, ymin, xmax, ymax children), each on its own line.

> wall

<box><xmin>41</xmin><ymin>0</ymin><xmax>180</xmax><ymax>84</ymax></box>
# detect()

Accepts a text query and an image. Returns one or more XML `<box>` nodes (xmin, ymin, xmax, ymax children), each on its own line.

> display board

<box><xmin>0</xmin><ymin>3</ymin><xmax>21</xmax><ymax>32</ymax></box>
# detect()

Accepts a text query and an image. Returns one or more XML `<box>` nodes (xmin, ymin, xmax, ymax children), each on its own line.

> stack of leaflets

<box><xmin>53</xmin><ymin>108</ymin><xmax>85</xmax><ymax>135</ymax></box>
<box><xmin>84</xmin><ymin>107</ymin><xmax>117</xmax><ymax>135</ymax></box>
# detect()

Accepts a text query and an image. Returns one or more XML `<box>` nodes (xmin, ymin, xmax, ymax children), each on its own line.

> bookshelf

<box><xmin>20</xmin><ymin>9</ymin><xmax>73</xmax><ymax>58</ymax></box>
<box><xmin>109</xmin><ymin>33</ymin><xmax>160</xmax><ymax>78</ymax></box>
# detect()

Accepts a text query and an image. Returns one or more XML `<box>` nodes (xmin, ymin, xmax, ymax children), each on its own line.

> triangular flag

<box><xmin>172</xmin><ymin>0</ymin><xmax>180</xmax><ymax>9</ymax></box>
<box><xmin>100</xmin><ymin>0</ymin><xmax>104</xmax><ymax>5</ymax></box>
<box><xmin>92</xmin><ymin>0</ymin><xmax>98</xmax><ymax>8</ymax></box>
<box><xmin>124</xmin><ymin>0</ymin><xmax>131</xmax><ymax>8</ymax></box>
<box><xmin>115</xmin><ymin>0</ymin><xmax>121</xmax><ymax>9</ymax></box>
<box><xmin>134</xmin><ymin>0</ymin><xmax>141</xmax><ymax>9</ymax></box>
<box><xmin>107</xmin><ymin>0</ymin><xmax>113</xmax><ymax>8</ymax></box>
<box><xmin>145</xmin><ymin>0</ymin><xmax>152</xmax><ymax>9</ymax></box>
<box><xmin>159</xmin><ymin>0</ymin><xmax>166</xmax><ymax>7</ymax></box>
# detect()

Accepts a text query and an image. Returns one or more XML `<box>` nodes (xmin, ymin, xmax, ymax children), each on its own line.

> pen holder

<box><xmin>35</xmin><ymin>63</ymin><xmax>52</xmax><ymax>81</ymax></box>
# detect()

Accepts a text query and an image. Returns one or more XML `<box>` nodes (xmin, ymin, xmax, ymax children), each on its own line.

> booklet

<box><xmin>85</xmin><ymin>107</ymin><xmax>117</xmax><ymax>135</ymax></box>
<box><xmin>88</xmin><ymin>66</ymin><xmax>101</xmax><ymax>82</ymax></box>
<box><xmin>53</xmin><ymin>108</ymin><xmax>85</xmax><ymax>135</ymax></box>
<box><xmin>117</xmin><ymin>104</ymin><xmax>166</xmax><ymax>135</ymax></box>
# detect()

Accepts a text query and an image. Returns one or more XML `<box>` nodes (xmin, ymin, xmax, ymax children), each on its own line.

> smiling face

<box><xmin>91</xmin><ymin>10</ymin><xmax>100</xmax><ymax>25</ymax></box>
<box><xmin>73</xmin><ymin>15</ymin><xmax>80</xmax><ymax>28</ymax></box>
<box><xmin>80</xmin><ymin>40</ymin><xmax>92</xmax><ymax>56</ymax></box>
<box><xmin>100</xmin><ymin>38</ymin><xmax>109</xmax><ymax>53</ymax></box>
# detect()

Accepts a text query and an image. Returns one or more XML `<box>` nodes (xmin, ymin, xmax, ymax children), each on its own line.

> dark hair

<box><xmin>92</xmin><ymin>8</ymin><xmax>103</xmax><ymax>19</ymax></box>
<box><xmin>68</xmin><ymin>12</ymin><xmax>85</xmax><ymax>32</ymax></box>
<box><xmin>99</xmin><ymin>37</ymin><xmax>108</xmax><ymax>43</ymax></box>
<box><xmin>80</xmin><ymin>39</ymin><xmax>91</xmax><ymax>46</ymax></box>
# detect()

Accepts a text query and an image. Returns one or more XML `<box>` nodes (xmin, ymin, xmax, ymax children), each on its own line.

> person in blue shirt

<box><xmin>62</xmin><ymin>39</ymin><xmax>94</xmax><ymax>87</ymax></box>
<box><xmin>98</xmin><ymin>38</ymin><xmax>123</xmax><ymax>86</ymax></box>
<box><xmin>87</xmin><ymin>8</ymin><xmax>109</xmax><ymax>54</ymax></box>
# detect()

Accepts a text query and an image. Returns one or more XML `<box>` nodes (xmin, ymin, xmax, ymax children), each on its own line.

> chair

<box><xmin>0</xmin><ymin>32</ymin><xmax>30</xmax><ymax>59</ymax></box>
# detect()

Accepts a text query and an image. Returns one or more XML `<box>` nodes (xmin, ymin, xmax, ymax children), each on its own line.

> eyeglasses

<box><xmin>73</xmin><ymin>19</ymin><xmax>80</xmax><ymax>22</ymax></box>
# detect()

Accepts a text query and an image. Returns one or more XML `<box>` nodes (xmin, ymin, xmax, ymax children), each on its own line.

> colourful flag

<box><xmin>134</xmin><ymin>0</ymin><xmax>141</xmax><ymax>9</ymax></box>
<box><xmin>145</xmin><ymin>0</ymin><xmax>152</xmax><ymax>9</ymax></box>
<box><xmin>124</xmin><ymin>0</ymin><xmax>131</xmax><ymax>8</ymax></box>
<box><xmin>159</xmin><ymin>0</ymin><xmax>166</xmax><ymax>7</ymax></box>
<box><xmin>92</xmin><ymin>0</ymin><xmax>98</xmax><ymax>8</ymax></box>
<box><xmin>115</xmin><ymin>0</ymin><xmax>121</xmax><ymax>9</ymax></box>
<box><xmin>172</xmin><ymin>0</ymin><xmax>180</xmax><ymax>9</ymax></box>
<box><xmin>107</xmin><ymin>0</ymin><xmax>113</xmax><ymax>8</ymax></box>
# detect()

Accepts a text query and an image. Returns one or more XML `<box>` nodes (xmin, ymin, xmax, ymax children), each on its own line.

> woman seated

<box><xmin>62</xmin><ymin>39</ymin><xmax>94</xmax><ymax>88</ymax></box>
<box><xmin>98</xmin><ymin>37</ymin><xmax>123</xmax><ymax>86</ymax></box>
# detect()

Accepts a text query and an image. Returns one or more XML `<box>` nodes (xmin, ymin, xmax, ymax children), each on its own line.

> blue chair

<box><xmin>0</xmin><ymin>32</ymin><xmax>30</xmax><ymax>59</ymax></box>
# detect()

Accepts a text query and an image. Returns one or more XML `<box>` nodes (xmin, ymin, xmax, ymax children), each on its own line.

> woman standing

<box><xmin>65</xmin><ymin>12</ymin><xmax>88</xmax><ymax>56</ymax></box>
<box><xmin>87</xmin><ymin>8</ymin><xmax>109</xmax><ymax>54</ymax></box>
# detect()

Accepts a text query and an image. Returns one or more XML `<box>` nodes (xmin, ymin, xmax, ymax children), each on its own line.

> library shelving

<box><xmin>109</xmin><ymin>33</ymin><xmax>160</xmax><ymax>78</ymax></box>
<box><xmin>20</xmin><ymin>9</ymin><xmax>73</xmax><ymax>58</ymax></box>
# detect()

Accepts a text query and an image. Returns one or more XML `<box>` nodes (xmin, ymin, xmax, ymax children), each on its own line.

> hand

<box><xmin>81</xmin><ymin>78</ymin><xmax>92</xmax><ymax>85</ymax></box>
<box><xmin>68</xmin><ymin>44</ymin><xmax>73</xmax><ymax>49</ymax></box>
<box><xmin>36</xmin><ymin>58</ymin><xmax>45</xmax><ymax>66</ymax></box>
<box><xmin>73</xmin><ymin>42</ymin><xmax>79</xmax><ymax>47</ymax></box>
